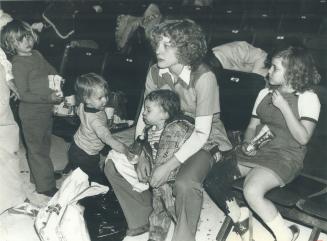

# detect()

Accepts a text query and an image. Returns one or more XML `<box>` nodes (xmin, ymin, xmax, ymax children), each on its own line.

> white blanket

<box><xmin>106</xmin><ymin>150</ymin><xmax>149</xmax><ymax>192</ymax></box>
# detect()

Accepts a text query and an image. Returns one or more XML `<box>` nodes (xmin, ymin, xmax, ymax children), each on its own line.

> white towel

<box><xmin>106</xmin><ymin>150</ymin><xmax>149</xmax><ymax>192</ymax></box>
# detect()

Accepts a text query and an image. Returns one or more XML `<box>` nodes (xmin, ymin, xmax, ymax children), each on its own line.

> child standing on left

<box><xmin>1</xmin><ymin>20</ymin><xmax>64</xmax><ymax>197</ymax></box>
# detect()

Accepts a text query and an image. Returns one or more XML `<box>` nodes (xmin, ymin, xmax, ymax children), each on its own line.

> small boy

<box><xmin>68</xmin><ymin>73</ymin><xmax>131</xmax><ymax>185</ymax></box>
<box><xmin>139</xmin><ymin>89</ymin><xmax>195</xmax><ymax>241</ymax></box>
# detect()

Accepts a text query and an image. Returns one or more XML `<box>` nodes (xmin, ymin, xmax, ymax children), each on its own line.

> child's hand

<box><xmin>126</xmin><ymin>151</ymin><xmax>139</xmax><ymax>164</ymax></box>
<box><xmin>150</xmin><ymin>156</ymin><xmax>180</xmax><ymax>188</ymax></box>
<box><xmin>136</xmin><ymin>157</ymin><xmax>151</xmax><ymax>183</ymax></box>
<box><xmin>271</xmin><ymin>90</ymin><xmax>288</xmax><ymax>110</ymax></box>
<box><xmin>49</xmin><ymin>91</ymin><xmax>64</xmax><ymax>104</ymax></box>
<box><xmin>241</xmin><ymin>142</ymin><xmax>257</xmax><ymax>156</ymax></box>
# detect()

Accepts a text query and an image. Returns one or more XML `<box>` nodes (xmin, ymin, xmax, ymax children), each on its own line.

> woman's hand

<box><xmin>150</xmin><ymin>156</ymin><xmax>181</xmax><ymax>188</ymax></box>
<box><xmin>136</xmin><ymin>157</ymin><xmax>151</xmax><ymax>183</ymax></box>
<box><xmin>271</xmin><ymin>90</ymin><xmax>288</xmax><ymax>110</ymax></box>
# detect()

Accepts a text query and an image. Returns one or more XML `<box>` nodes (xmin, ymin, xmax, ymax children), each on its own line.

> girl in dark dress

<box><xmin>206</xmin><ymin>46</ymin><xmax>321</xmax><ymax>241</ymax></box>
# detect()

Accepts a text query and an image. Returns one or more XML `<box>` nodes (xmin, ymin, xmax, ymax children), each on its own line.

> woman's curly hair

<box><xmin>149</xmin><ymin>18</ymin><xmax>207</xmax><ymax>70</ymax></box>
<box><xmin>1</xmin><ymin>19</ymin><xmax>38</xmax><ymax>56</ymax></box>
<box><xmin>274</xmin><ymin>46</ymin><xmax>321</xmax><ymax>92</ymax></box>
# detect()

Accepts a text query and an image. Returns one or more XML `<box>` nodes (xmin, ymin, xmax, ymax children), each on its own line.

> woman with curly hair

<box><xmin>105</xmin><ymin>19</ymin><xmax>232</xmax><ymax>241</ymax></box>
<box><xmin>205</xmin><ymin>46</ymin><xmax>321</xmax><ymax>241</ymax></box>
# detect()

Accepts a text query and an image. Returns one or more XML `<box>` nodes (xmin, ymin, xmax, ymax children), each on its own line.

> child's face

<box><xmin>15</xmin><ymin>36</ymin><xmax>34</xmax><ymax>56</ymax></box>
<box><xmin>268</xmin><ymin>57</ymin><xmax>286</xmax><ymax>86</ymax></box>
<box><xmin>155</xmin><ymin>36</ymin><xmax>179</xmax><ymax>69</ymax></box>
<box><xmin>142</xmin><ymin>100</ymin><xmax>168</xmax><ymax>128</ymax></box>
<box><xmin>85</xmin><ymin>87</ymin><xmax>108</xmax><ymax>111</ymax></box>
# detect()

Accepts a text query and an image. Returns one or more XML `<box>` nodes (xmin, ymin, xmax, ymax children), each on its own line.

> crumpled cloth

<box><xmin>106</xmin><ymin>150</ymin><xmax>149</xmax><ymax>192</ymax></box>
<box><xmin>115</xmin><ymin>3</ymin><xmax>162</xmax><ymax>50</ymax></box>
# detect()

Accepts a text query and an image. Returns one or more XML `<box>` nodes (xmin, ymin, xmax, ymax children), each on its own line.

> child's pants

<box><xmin>149</xmin><ymin>183</ymin><xmax>176</xmax><ymax>241</ymax></box>
<box><xmin>19</xmin><ymin>110</ymin><xmax>56</xmax><ymax>192</ymax></box>
<box><xmin>68</xmin><ymin>141</ymin><xmax>107</xmax><ymax>185</ymax></box>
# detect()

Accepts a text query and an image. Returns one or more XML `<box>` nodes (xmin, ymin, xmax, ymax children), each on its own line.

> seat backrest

<box><xmin>60</xmin><ymin>40</ymin><xmax>105</xmax><ymax>95</ymax></box>
<box><xmin>216</xmin><ymin>69</ymin><xmax>266</xmax><ymax>131</ymax></box>
<box><xmin>101</xmin><ymin>50</ymin><xmax>150</xmax><ymax>120</ymax></box>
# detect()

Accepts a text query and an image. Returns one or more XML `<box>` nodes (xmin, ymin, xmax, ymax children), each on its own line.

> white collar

<box><xmin>158</xmin><ymin>66</ymin><xmax>191</xmax><ymax>85</ymax></box>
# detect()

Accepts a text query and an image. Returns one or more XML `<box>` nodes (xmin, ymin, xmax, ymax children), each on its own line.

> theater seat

<box><xmin>59</xmin><ymin>39</ymin><xmax>105</xmax><ymax>95</ymax></box>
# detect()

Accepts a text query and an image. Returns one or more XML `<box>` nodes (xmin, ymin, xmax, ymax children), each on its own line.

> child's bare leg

<box><xmin>243</xmin><ymin>167</ymin><xmax>293</xmax><ymax>241</ymax></box>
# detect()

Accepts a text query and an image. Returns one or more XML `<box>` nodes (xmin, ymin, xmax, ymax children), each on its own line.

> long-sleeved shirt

<box><xmin>212</xmin><ymin>41</ymin><xmax>268</xmax><ymax>77</ymax></box>
<box><xmin>12</xmin><ymin>50</ymin><xmax>57</xmax><ymax>105</ymax></box>
<box><xmin>136</xmin><ymin>64</ymin><xmax>232</xmax><ymax>163</ymax></box>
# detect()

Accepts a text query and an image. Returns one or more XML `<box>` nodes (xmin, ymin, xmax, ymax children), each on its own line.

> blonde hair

<box><xmin>1</xmin><ymin>19</ymin><xmax>38</xmax><ymax>56</ymax></box>
<box><xmin>75</xmin><ymin>73</ymin><xmax>109</xmax><ymax>104</ymax></box>
<box><xmin>0</xmin><ymin>10</ymin><xmax>13</xmax><ymax>31</ymax></box>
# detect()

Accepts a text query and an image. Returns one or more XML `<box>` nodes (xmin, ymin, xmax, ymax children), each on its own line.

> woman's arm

<box><xmin>174</xmin><ymin>115</ymin><xmax>212</xmax><ymax>163</ymax></box>
<box><xmin>149</xmin><ymin>115</ymin><xmax>212</xmax><ymax>187</ymax></box>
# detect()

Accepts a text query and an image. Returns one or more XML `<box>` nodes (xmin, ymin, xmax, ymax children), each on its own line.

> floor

<box><xmin>0</xmin><ymin>131</ymin><xmax>326</xmax><ymax>241</ymax></box>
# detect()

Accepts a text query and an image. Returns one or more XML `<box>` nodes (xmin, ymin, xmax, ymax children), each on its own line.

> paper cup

<box><xmin>105</xmin><ymin>107</ymin><xmax>115</xmax><ymax>119</ymax></box>
<box><xmin>49</xmin><ymin>75</ymin><xmax>64</xmax><ymax>97</ymax></box>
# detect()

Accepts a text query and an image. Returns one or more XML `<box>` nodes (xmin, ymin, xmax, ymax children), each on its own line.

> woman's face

<box><xmin>155</xmin><ymin>36</ymin><xmax>179</xmax><ymax>69</ymax></box>
<box><xmin>268</xmin><ymin>57</ymin><xmax>286</xmax><ymax>86</ymax></box>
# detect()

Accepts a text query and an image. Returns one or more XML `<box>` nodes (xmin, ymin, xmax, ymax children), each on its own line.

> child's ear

<box><xmin>163</xmin><ymin>111</ymin><xmax>170</xmax><ymax>121</ymax></box>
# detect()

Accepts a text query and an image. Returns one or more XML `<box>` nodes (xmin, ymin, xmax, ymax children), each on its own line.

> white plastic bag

<box><xmin>34</xmin><ymin>168</ymin><xmax>109</xmax><ymax>241</ymax></box>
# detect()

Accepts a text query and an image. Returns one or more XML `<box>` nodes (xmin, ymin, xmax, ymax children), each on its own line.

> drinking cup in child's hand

<box><xmin>126</xmin><ymin>151</ymin><xmax>139</xmax><ymax>164</ymax></box>
<box><xmin>241</xmin><ymin>142</ymin><xmax>257</xmax><ymax>156</ymax></box>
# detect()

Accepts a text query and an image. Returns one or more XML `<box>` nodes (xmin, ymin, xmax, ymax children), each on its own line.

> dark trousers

<box><xmin>105</xmin><ymin>149</ymin><xmax>213</xmax><ymax>241</ymax></box>
<box><xmin>203</xmin><ymin>149</ymin><xmax>242</xmax><ymax>215</ymax></box>
<box><xmin>68</xmin><ymin>141</ymin><xmax>107</xmax><ymax>185</ymax></box>
<box><xmin>19</xmin><ymin>109</ymin><xmax>56</xmax><ymax>192</ymax></box>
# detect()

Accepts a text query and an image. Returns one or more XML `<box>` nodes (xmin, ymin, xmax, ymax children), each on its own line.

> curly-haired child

<box><xmin>205</xmin><ymin>46</ymin><xmax>321</xmax><ymax>241</ymax></box>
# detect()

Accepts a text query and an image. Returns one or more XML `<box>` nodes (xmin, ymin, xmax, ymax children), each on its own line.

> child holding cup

<box><xmin>1</xmin><ymin>19</ymin><xmax>64</xmax><ymax>197</ymax></box>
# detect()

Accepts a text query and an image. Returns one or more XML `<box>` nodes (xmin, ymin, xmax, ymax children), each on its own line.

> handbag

<box><xmin>34</xmin><ymin>168</ymin><xmax>109</xmax><ymax>241</ymax></box>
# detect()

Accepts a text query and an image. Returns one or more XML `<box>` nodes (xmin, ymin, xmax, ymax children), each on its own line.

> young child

<box><xmin>137</xmin><ymin>89</ymin><xmax>194</xmax><ymax>241</ymax></box>
<box><xmin>1</xmin><ymin>19</ymin><xmax>64</xmax><ymax>197</ymax></box>
<box><xmin>68</xmin><ymin>72</ymin><xmax>131</xmax><ymax>185</ymax></box>
<box><xmin>205</xmin><ymin>46</ymin><xmax>321</xmax><ymax>241</ymax></box>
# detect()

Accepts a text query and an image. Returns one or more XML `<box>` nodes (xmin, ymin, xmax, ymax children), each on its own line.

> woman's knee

<box><xmin>174</xmin><ymin>177</ymin><xmax>201</xmax><ymax>196</ymax></box>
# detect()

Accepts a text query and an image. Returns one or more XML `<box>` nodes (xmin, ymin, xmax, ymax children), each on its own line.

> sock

<box><xmin>266</xmin><ymin>212</ymin><xmax>292</xmax><ymax>241</ymax></box>
<box><xmin>238</xmin><ymin>207</ymin><xmax>251</xmax><ymax>241</ymax></box>
<box><xmin>226</xmin><ymin>199</ymin><xmax>241</xmax><ymax>223</ymax></box>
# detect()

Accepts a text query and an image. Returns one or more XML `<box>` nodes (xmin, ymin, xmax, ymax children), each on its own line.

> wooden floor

<box><xmin>0</xmin><ymin>135</ymin><xmax>326</xmax><ymax>241</ymax></box>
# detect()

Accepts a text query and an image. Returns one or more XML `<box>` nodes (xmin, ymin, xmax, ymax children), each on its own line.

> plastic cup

<box><xmin>105</xmin><ymin>107</ymin><xmax>115</xmax><ymax>119</ymax></box>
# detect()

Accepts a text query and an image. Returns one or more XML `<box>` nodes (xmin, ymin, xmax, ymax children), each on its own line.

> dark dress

<box><xmin>237</xmin><ymin>91</ymin><xmax>307</xmax><ymax>185</ymax></box>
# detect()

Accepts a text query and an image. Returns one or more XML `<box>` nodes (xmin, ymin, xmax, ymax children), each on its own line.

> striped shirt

<box><xmin>147</xmin><ymin>126</ymin><xmax>164</xmax><ymax>160</ymax></box>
